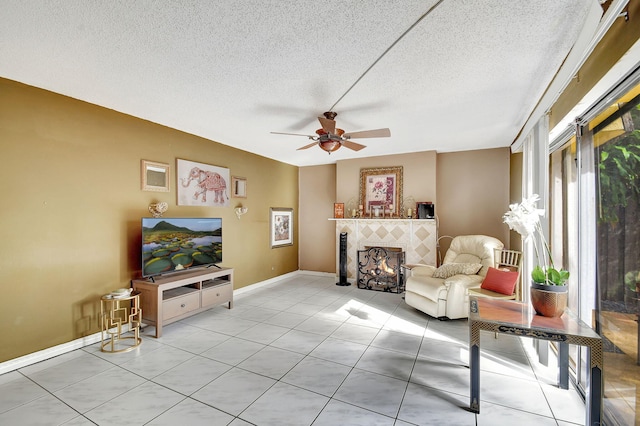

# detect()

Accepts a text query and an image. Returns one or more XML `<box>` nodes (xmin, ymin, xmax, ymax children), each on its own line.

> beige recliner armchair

<box><xmin>405</xmin><ymin>235</ymin><xmax>504</xmax><ymax>319</ymax></box>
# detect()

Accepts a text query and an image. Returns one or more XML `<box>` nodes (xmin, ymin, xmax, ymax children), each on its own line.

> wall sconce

<box><xmin>235</xmin><ymin>205</ymin><xmax>248</xmax><ymax>220</ymax></box>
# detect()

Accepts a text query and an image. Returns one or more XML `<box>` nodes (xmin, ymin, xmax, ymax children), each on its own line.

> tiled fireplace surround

<box><xmin>334</xmin><ymin>219</ymin><xmax>437</xmax><ymax>281</ymax></box>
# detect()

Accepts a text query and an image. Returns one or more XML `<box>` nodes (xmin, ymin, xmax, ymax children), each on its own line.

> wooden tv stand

<box><xmin>132</xmin><ymin>267</ymin><xmax>233</xmax><ymax>337</ymax></box>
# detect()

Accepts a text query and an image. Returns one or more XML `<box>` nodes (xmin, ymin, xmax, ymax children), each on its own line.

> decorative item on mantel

<box><xmin>403</xmin><ymin>196</ymin><xmax>416</xmax><ymax>219</ymax></box>
<box><xmin>416</xmin><ymin>202</ymin><xmax>435</xmax><ymax>219</ymax></box>
<box><xmin>148</xmin><ymin>202</ymin><xmax>168</xmax><ymax>218</ymax></box>
<box><xmin>503</xmin><ymin>194</ymin><xmax>569</xmax><ymax>317</ymax></box>
<box><xmin>346</xmin><ymin>197</ymin><xmax>359</xmax><ymax>218</ymax></box>
<box><xmin>385</xmin><ymin>204</ymin><xmax>394</xmax><ymax>218</ymax></box>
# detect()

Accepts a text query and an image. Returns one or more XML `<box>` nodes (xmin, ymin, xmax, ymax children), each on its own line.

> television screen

<box><xmin>142</xmin><ymin>217</ymin><xmax>222</xmax><ymax>277</ymax></box>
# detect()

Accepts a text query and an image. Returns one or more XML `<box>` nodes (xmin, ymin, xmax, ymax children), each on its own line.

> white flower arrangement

<box><xmin>503</xmin><ymin>194</ymin><xmax>569</xmax><ymax>286</ymax></box>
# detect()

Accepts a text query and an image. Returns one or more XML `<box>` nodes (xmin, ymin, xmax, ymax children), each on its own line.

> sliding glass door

<box><xmin>592</xmin><ymin>86</ymin><xmax>640</xmax><ymax>425</ymax></box>
<box><xmin>551</xmin><ymin>82</ymin><xmax>640</xmax><ymax>425</ymax></box>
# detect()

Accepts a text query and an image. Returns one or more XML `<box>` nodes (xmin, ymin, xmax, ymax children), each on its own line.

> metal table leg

<box><xmin>469</xmin><ymin>320</ymin><xmax>480</xmax><ymax>413</ymax></box>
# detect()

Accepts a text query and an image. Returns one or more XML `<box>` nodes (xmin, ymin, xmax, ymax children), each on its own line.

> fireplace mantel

<box><xmin>333</xmin><ymin>219</ymin><xmax>437</xmax><ymax>281</ymax></box>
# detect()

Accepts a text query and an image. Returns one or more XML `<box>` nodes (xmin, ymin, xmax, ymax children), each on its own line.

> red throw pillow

<box><xmin>480</xmin><ymin>267</ymin><xmax>519</xmax><ymax>295</ymax></box>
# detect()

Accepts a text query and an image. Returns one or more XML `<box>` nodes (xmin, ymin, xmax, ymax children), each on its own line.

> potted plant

<box><xmin>503</xmin><ymin>194</ymin><xmax>570</xmax><ymax>317</ymax></box>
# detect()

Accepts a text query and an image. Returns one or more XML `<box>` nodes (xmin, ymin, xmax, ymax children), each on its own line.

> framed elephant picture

<box><xmin>176</xmin><ymin>159</ymin><xmax>230</xmax><ymax>207</ymax></box>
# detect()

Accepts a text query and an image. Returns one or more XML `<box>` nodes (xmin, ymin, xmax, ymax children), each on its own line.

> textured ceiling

<box><xmin>1</xmin><ymin>1</ymin><xmax>600</xmax><ymax>166</ymax></box>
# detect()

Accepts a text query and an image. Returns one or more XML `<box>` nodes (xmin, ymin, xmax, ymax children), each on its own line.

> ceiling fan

<box><xmin>271</xmin><ymin>111</ymin><xmax>391</xmax><ymax>154</ymax></box>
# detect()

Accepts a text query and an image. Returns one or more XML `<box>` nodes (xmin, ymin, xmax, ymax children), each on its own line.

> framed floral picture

<box><xmin>359</xmin><ymin>166</ymin><xmax>403</xmax><ymax>216</ymax></box>
<box><xmin>270</xmin><ymin>207</ymin><xmax>293</xmax><ymax>248</ymax></box>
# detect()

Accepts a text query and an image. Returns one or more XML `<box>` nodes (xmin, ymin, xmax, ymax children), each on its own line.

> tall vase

<box><xmin>530</xmin><ymin>282</ymin><xmax>568</xmax><ymax>317</ymax></box>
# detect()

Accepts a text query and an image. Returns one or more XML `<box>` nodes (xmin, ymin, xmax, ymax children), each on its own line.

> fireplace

<box><xmin>357</xmin><ymin>246</ymin><xmax>405</xmax><ymax>293</ymax></box>
<box><xmin>334</xmin><ymin>219</ymin><xmax>437</xmax><ymax>282</ymax></box>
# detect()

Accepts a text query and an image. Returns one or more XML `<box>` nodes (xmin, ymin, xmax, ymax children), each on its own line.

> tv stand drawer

<box><xmin>163</xmin><ymin>292</ymin><xmax>200</xmax><ymax>320</ymax></box>
<box><xmin>202</xmin><ymin>282</ymin><xmax>233</xmax><ymax>308</ymax></box>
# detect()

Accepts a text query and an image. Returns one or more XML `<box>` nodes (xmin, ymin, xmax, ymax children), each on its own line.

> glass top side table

<box><xmin>468</xmin><ymin>296</ymin><xmax>602</xmax><ymax>426</ymax></box>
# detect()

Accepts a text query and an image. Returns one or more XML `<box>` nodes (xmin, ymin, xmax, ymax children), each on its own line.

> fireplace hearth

<box><xmin>357</xmin><ymin>246</ymin><xmax>405</xmax><ymax>293</ymax></box>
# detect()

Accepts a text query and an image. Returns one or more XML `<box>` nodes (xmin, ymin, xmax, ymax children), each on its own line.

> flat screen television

<box><xmin>142</xmin><ymin>217</ymin><xmax>222</xmax><ymax>277</ymax></box>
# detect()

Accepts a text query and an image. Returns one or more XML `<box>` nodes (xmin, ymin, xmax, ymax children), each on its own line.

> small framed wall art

<box><xmin>232</xmin><ymin>176</ymin><xmax>247</xmax><ymax>198</ymax></box>
<box><xmin>334</xmin><ymin>203</ymin><xmax>345</xmax><ymax>218</ymax></box>
<box><xmin>270</xmin><ymin>207</ymin><xmax>293</xmax><ymax>248</ymax></box>
<box><xmin>141</xmin><ymin>160</ymin><xmax>170</xmax><ymax>192</ymax></box>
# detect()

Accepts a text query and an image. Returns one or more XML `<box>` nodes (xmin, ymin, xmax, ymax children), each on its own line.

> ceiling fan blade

<box><xmin>318</xmin><ymin>117</ymin><xmax>336</xmax><ymax>134</ymax></box>
<box><xmin>343</xmin><ymin>128</ymin><xmax>391</xmax><ymax>139</ymax></box>
<box><xmin>271</xmin><ymin>131</ymin><xmax>315</xmax><ymax>138</ymax></box>
<box><xmin>297</xmin><ymin>142</ymin><xmax>318</xmax><ymax>150</ymax></box>
<box><xmin>286</xmin><ymin>116</ymin><xmax>318</xmax><ymax>131</ymax></box>
<box><xmin>255</xmin><ymin>104</ymin><xmax>318</xmax><ymax>129</ymax></box>
<box><xmin>341</xmin><ymin>140</ymin><xmax>367</xmax><ymax>151</ymax></box>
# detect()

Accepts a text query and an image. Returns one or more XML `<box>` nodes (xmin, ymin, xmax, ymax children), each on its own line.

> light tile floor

<box><xmin>0</xmin><ymin>274</ymin><xmax>587</xmax><ymax>425</ymax></box>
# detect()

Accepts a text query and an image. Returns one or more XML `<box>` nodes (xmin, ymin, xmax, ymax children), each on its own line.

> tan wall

<box><xmin>298</xmin><ymin>152</ymin><xmax>437</xmax><ymax>276</ymax></box>
<box><xmin>298</xmin><ymin>149</ymin><xmax>514</xmax><ymax>274</ymax></box>
<box><xmin>298</xmin><ymin>165</ymin><xmax>336</xmax><ymax>273</ymax></box>
<box><xmin>336</xmin><ymin>151</ymin><xmax>437</xmax><ymax>209</ymax></box>
<box><xmin>0</xmin><ymin>78</ymin><xmax>299</xmax><ymax>362</ymax></box>
<box><xmin>436</xmin><ymin>148</ymin><xmax>511</xmax><ymax>257</ymax></box>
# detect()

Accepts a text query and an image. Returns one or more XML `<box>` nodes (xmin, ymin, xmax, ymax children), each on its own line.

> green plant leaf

<box><xmin>531</xmin><ymin>265</ymin><xmax>546</xmax><ymax>283</ymax></box>
<box><xmin>558</xmin><ymin>269</ymin><xmax>570</xmax><ymax>285</ymax></box>
<box><xmin>544</xmin><ymin>268</ymin><xmax>569</xmax><ymax>285</ymax></box>
<box><xmin>547</xmin><ymin>268</ymin><xmax>561</xmax><ymax>285</ymax></box>
<box><xmin>597</xmin><ymin>130</ymin><xmax>640</xmax><ymax>225</ymax></box>
<box><xmin>615</xmin><ymin>146</ymin><xmax>630</xmax><ymax>160</ymax></box>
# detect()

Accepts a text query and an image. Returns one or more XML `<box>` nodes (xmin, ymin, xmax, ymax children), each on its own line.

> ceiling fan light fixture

<box><xmin>319</xmin><ymin>140</ymin><xmax>341</xmax><ymax>153</ymax></box>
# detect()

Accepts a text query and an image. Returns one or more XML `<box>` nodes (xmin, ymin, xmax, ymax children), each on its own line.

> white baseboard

<box><xmin>0</xmin><ymin>270</ymin><xmax>330</xmax><ymax>375</ymax></box>
<box><xmin>233</xmin><ymin>270</ymin><xmax>299</xmax><ymax>295</ymax></box>
<box><xmin>0</xmin><ymin>332</ymin><xmax>103</xmax><ymax>375</ymax></box>
<box><xmin>297</xmin><ymin>270</ymin><xmax>336</xmax><ymax>278</ymax></box>
<box><xmin>233</xmin><ymin>270</ymin><xmax>335</xmax><ymax>294</ymax></box>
